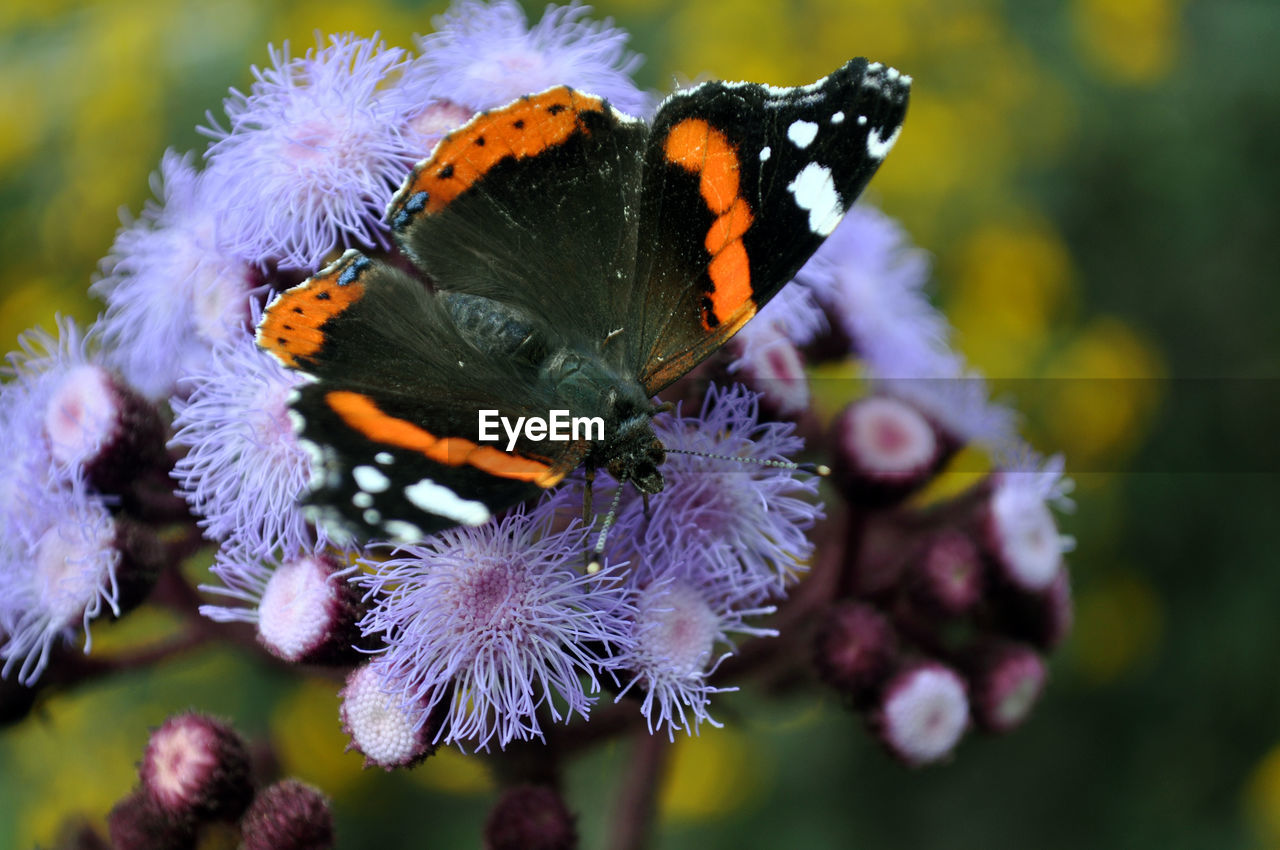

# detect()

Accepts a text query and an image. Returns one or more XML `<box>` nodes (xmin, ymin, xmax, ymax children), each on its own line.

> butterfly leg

<box><xmin>583</xmin><ymin>467</ymin><xmax>596</xmax><ymax>526</ymax></box>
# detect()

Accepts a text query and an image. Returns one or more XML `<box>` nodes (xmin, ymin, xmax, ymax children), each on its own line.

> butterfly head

<box><xmin>601</xmin><ymin>411</ymin><xmax>666</xmax><ymax>495</ymax></box>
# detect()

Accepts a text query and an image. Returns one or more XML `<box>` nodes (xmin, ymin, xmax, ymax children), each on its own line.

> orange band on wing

<box><xmin>392</xmin><ymin>88</ymin><xmax>606</xmax><ymax>220</ymax></box>
<box><xmin>324</xmin><ymin>390</ymin><xmax>564</xmax><ymax>488</ymax></box>
<box><xmin>257</xmin><ymin>255</ymin><xmax>369</xmax><ymax>368</ymax></box>
<box><xmin>663</xmin><ymin>118</ymin><xmax>756</xmax><ymax>329</ymax></box>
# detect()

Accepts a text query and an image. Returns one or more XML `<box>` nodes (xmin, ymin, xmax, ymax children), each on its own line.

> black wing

<box><xmin>258</xmin><ymin>252</ymin><xmax>582</xmax><ymax>545</ymax></box>
<box><xmin>387</xmin><ymin>86</ymin><xmax>649</xmax><ymax>371</ymax></box>
<box><xmin>629</xmin><ymin>58</ymin><xmax>911</xmax><ymax>393</ymax></box>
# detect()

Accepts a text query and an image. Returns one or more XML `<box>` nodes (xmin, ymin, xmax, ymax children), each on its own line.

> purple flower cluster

<box><xmin>0</xmin><ymin>320</ymin><xmax>152</xmax><ymax>685</ymax></box>
<box><xmin>346</xmin><ymin>383</ymin><xmax>816</xmax><ymax>750</ymax></box>
<box><xmin>1</xmin><ymin>7</ymin><xmax>1074</xmax><ymax>829</ymax></box>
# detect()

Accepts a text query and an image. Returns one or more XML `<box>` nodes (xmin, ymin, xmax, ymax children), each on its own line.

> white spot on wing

<box><xmin>375</xmin><ymin>452</ymin><xmax>394</xmax><ymax>465</ymax></box>
<box><xmin>382</xmin><ymin>519</ymin><xmax>425</xmax><ymax>543</ymax></box>
<box><xmin>831</xmin><ymin>111</ymin><xmax>845</xmax><ymax>124</ymax></box>
<box><xmin>866</xmin><ymin>125</ymin><xmax>902</xmax><ymax>160</ymax></box>
<box><xmin>353</xmin><ymin>465</ymin><xmax>391</xmax><ymax>494</ymax></box>
<box><xmin>353</xmin><ymin>491</ymin><xmax>374</xmax><ymax>509</ymax></box>
<box><xmin>404</xmin><ymin>478</ymin><xmax>490</xmax><ymax>526</ymax></box>
<box><xmin>759</xmin><ymin>146</ymin><xmax>771</xmax><ymax>162</ymax></box>
<box><xmin>298</xmin><ymin>438</ymin><xmax>326</xmax><ymax>490</ymax></box>
<box><xmin>857</xmin><ymin>115</ymin><xmax>868</xmax><ymax>126</ymax></box>
<box><xmin>304</xmin><ymin>505</ymin><xmax>355</xmax><ymax>547</ymax></box>
<box><xmin>787</xmin><ymin>162</ymin><xmax>844</xmax><ymax>236</ymax></box>
<box><xmin>787</xmin><ymin>120</ymin><xmax>819</xmax><ymax>149</ymax></box>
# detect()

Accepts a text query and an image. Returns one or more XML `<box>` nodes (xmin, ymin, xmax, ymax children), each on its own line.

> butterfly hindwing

<box><xmin>631</xmin><ymin>58</ymin><xmax>911</xmax><ymax>393</ymax></box>
<box><xmin>259</xmin><ymin>251</ymin><xmax>584</xmax><ymax>543</ymax></box>
<box><xmin>288</xmin><ymin>381</ymin><xmax>562</xmax><ymax>544</ymax></box>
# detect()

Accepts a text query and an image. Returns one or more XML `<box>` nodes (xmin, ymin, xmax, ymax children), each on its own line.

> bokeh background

<box><xmin>1</xmin><ymin>0</ymin><xmax>1278</xmax><ymax>847</ymax></box>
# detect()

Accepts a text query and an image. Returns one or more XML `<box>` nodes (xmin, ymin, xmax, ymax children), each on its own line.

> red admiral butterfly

<box><xmin>257</xmin><ymin>58</ymin><xmax>910</xmax><ymax>545</ymax></box>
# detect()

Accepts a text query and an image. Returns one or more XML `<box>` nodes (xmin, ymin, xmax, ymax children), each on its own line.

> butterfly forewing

<box><xmin>388</xmin><ymin>87</ymin><xmax>649</xmax><ymax>364</ymax></box>
<box><xmin>630</xmin><ymin>58</ymin><xmax>910</xmax><ymax>393</ymax></box>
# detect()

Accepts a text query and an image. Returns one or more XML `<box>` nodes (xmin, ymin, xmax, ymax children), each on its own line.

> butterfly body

<box><xmin>257</xmin><ymin>58</ymin><xmax>910</xmax><ymax>544</ymax></box>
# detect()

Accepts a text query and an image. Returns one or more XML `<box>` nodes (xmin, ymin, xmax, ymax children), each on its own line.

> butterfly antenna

<box><xmin>664</xmin><ymin>448</ymin><xmax>830</xmax><ymax>477</ymax></box>
<box><xmin>586</xmin><ymin>485</ymin><xmax>625</xmax><ymax>575</ymax></box>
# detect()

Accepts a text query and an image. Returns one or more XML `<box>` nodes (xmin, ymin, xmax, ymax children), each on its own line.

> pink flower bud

<box><xmin>139</xmin><ymin>713</ymin><xmax>253</xmax><ymax>822</ymax></box>
<box><xmin>830</xmin><ymin>396</ymin><xmax>943</xmax><ymax>506</ymax></box>
<box><xmin>812</xmin><ymin>601</ymin><xmax>897</xmax><ymax>701</ymax></box>
<box><xmin>340</xmin><ymin>662</ymin><xmax>441</xmax><ymax>769</ymax></box>
<box><xmin>256</xmin><ymin>554</ymin><xmax>363</xmax><ymax>664</ymax></box>
<box><xmin>107</xmin><ymin>792</ymin><xmax>195</xmax><ymax>850</ymax></box>
<box><xmin>484</xmin><ymin>784</ymin><xmax>577</xmax><ymax>850</ymax></box>
<box><xmin>240</xmin><ymin>780</ymin><xmax>334</xmax><ymax>850</ymax></box>
<box><xmin>910</xmin><ymin>531</ymin><xmax>984</xmax><ymax>616</ymax></box>
<box><xmin>42</xmin><ymin>364</ymin><xmax>165</xmax><ymax>496</ymax></box>
<box><xmin>871</xmin><ymin>661</ymin><xmax>969</xmax><ymax>766</ymax></box>
<box><xmin>966</xmin><ymin>643</ymin><xmax>1048</xmax><ymax>734</ymax></box>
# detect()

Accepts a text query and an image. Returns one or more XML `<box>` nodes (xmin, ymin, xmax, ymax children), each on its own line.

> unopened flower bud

<box><xmin>43</xmin><ymin>363</ymin><xmax>165</xmax><ymax>496</ymax></box>
<box><xmin>871</xmin><ymin>661</ymin><xmax>969</xmax><ymax>767</ymax></box>
<box><xmin>812</xmin><ymin>601</ymin><xmax>897</xmax><ymax>702</ymax></box>
<box><xmin>830</xmin><ymin>395</ymin><xmax>942</xmax><ymax>506</ymax></box>
<box><xmin>982</xmin><ymin>474</ymin><xmax>1067</xmax><ymax>592</ymax></box>
<box><xmin>257</xmin><ymin>554</ymin><xmax>364</xmax><ymax>665</ymax></box>
<box><xmin>140</xmin><ymin>712</ymin><xmax>253</xmax><ymax>822</ymax></box>
<box><xmin>484</xmin><ymin>784</ymin><xmax>578</xmax><ymax>850</ymax></box>
<box><xmin>340</xmin><ymin>662</ymin><xmax>441</xmax><ymax>769</ymax></box>
<box><xmin>107</xmin><ymin>792</ymin><xmax>195</xmax><ymax>850</ymax></box>
<box><xmin>240</xmin><ymin>780</ymin><xmax>334</xmax><ymax>850</ymax></box>
<box><xmin>730</xmin><ymin>328</ymin><xmax>811</xmax><ymax>416</ymax></box>
<box><xmin>910</xmin><ymin>531</ymin><xmax>985</xmax><ymax>616</ymax></box>
<box><xmin>964</xmin><ymin>643</ymin><xmax>1047</xmax><ymax>734</ymax></box>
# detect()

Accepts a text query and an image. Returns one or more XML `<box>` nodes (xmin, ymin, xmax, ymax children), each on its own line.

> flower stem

<box><xmin>608</xmin><ymin>728</ymin><xmax>670</xmax><ymax>850</ymax></box>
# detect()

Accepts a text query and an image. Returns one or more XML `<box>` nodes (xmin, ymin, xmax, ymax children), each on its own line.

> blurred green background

<box><xmin>2</xmin><ymin>0</ymin><xmax>1278</xmax><ymax>847</ymax></box>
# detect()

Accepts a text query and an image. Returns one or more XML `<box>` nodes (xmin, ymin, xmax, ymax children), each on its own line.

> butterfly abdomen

<box><xmin>441</xmin><ymin>291</ymin><xmax>549</xmax><ymax>366</ymax></box>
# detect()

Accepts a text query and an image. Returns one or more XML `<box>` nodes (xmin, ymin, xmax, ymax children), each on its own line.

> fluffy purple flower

<box><xmin>733</xmin><ymin>280</ymin><xmax>828</xmax><ymax>360</ymax></box>
<box><xmin>4</xmin><ymin>320</ymin><xmax>93</xmax><ymax>471</ymax></box>
<box><xmin>0</xmin><ymin>483</ymin><xmax>120</xmax><ymax>685</ymax></box>
<box><xmin>201</xmin><ymin>35</ymin><xmax>420</xmax><ymax>270</ymax></box>
<box><xmin>612</xmin><ymin>553</ymin><xmax>776</xmax><ymax>739</ymax></box>
<box><xmin>643</xmin><ymin>383</ymin><xmax>823</xmax><ymax>596</ymax></box>
<box><xmin>93</xmin><ymin>151</ymin><xmax>259</xmax><ymax>401</ymax></box>
<box><xmin>983</xmin><ymin>453</ymin><xmax>1075</xmax><ymax>591</ymax></box>
<box><xmin>400</xmin><ymin>0</ymin><xmax>651</xmax><ymax>118</ymax></box>
<box><xmin>795</xmin><ymin>204</ymin><xmax>952</xmax><ymax>379</ymax></box>
<box><xmin>6</xmin><ymin>318</ymin><xmax>165</xmax><ymax>497</ymax></box>
<box><xmin>794</xmin><ymin>205</ymin><xmax>1022</xmax><ymax>452</ymax></box>
<box><xmin>355</xmin><ymin>509</ymin><xmax>634</xmax><ymax>750</ymax></box>
<box><xmin>169</xmin><ymin>330</ymin><xmax>316</xmax><ymax>557</ymax></box>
